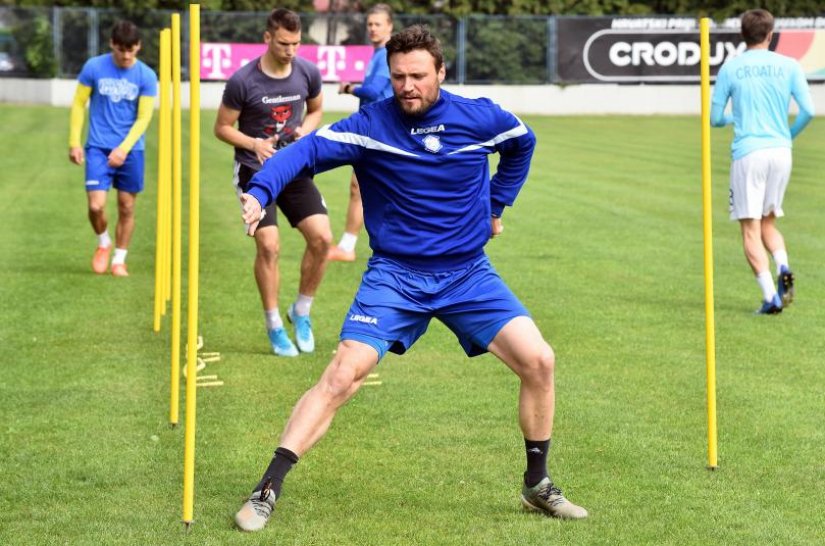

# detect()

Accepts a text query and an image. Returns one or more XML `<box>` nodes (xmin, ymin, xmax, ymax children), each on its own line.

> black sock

<box><xmin>523</xmin><ymin>438</ymin><xmax>551</xmax><ymax>488</ymax></box>
<box><xmin>253</xmin><ymin>447</ymin><xmax>299</xmax><ymax>497</ymax></box>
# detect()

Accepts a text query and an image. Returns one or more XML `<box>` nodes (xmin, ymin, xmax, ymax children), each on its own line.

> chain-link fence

<box><xmin>5</xmin><ymin>7</ymin><xmax>825</xmax><ymax>85</ymax></box>
<box><xmin>0</xmin><ymin>6</ymin><xmax>555</xmax><ymax>84</ymax></box>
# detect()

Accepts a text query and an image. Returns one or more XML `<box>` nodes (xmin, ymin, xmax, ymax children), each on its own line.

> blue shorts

<box><xmin>84</xmin><ymin>146</ymin><xmax>145</xmax><ymax>193</ymax></box>
<box><xmin>340</xmin><ymin>255</ymin><xmax>530</xmax><ymax>361</ymax></box>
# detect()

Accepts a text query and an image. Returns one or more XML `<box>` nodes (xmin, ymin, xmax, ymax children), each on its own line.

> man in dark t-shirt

<box><xmin>214</xmin><ymin>8</ymin><xmax>331</xmax><ymax>357</ymax></box>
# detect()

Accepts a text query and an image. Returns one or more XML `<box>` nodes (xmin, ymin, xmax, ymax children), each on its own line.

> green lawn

<box><xmin>1</xmin><ymin>104</ymin><xmax>823</xmax><ymax>545</ymax></box>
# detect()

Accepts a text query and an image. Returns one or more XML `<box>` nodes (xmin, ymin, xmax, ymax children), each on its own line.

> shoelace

<box><xmin>251</xmin><ymin>482</ymin><xmax>274</xmax><ymax>517</ymax></box>
<box><xmin>272</xmin><ymin>330</ymin><xmax>292</xmax><ymax>350</ymax></box>
<box><xmin>536</xmin><ymin>484</ymin><xmax>566</xmax><ymax>507</ymax></box>
<box><xmin>295</xmin><ymin>315</ymin><xmax>312</xmax><ymax>339</ymax></box>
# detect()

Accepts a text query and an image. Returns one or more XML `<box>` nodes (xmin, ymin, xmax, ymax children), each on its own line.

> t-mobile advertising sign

<box><xmin>557</xmin><ymin>16</ymin><xmax>825</xmax><ymax>83</ymax></box>
<box><xmin>201</xmin><ymin>43</ymin><xmax>375</xmax><ymax>81</ymax></box>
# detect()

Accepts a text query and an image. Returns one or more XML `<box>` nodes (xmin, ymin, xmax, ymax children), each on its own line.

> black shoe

<box><xmin>777</xmin><ymin>267</ymin><xmax>795</xmax><ymax>307</ymax></box>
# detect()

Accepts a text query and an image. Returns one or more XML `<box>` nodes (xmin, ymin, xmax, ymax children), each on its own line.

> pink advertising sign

<box><xmin>201</xmin><ymin>43</ymin><xmax>375</xmax><ymax>82</ymax></box>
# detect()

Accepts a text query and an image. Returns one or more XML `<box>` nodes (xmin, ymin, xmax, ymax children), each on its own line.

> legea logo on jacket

<box><xmin>410</xmin><ymin>124</ymin><xmax>445</xmax><ymax>135</ymax></box>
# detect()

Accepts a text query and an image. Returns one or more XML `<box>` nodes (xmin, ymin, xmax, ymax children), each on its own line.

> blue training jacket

<box><xmin>352</xmin><ymin>47</ymin><xmax>392</xmax><ymax>106</ymax></box>
<box><xmin>248</xmin><ymin>89</ymin><xmax>536</xmax><ymax>271</ymax></box>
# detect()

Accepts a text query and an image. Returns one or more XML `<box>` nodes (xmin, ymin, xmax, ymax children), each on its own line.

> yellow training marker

<box><xmin>196</xmin><ymin>381</ymin><xmax>225</xmax><ymax>388</ymax></box>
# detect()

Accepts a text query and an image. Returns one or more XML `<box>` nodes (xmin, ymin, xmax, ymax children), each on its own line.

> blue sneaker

<box><xmin>287</xmin><ymin>304</ymin><xmax>315</xmax><ymax>353</ymax></box>
<box><xmin>755</xmin><ymin>294</ymin><xmax>783</xmax><ymax>315</ymax></box>
<box><xmin>267</xmin><ymin>327</ymin><xmax>298</xmax><ymax>357</ymax></box>
<box><xmin>777</xmin><ymin>267</ymin><xmax>795</xmax><ymax>307</ymax></box>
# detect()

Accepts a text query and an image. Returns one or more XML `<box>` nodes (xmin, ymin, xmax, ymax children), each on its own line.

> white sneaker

<box><xmin>521</xmin><ymin>477</ymin><xmax>588</xmax><ymax>519</ymax></box>
<box><xmin>235</xmin><ymin>488</ymin><xmax>276</xmax><ymax>532</ymax></box>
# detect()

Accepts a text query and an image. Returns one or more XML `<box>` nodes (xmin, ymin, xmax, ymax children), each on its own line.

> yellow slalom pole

<box><xmin>699</xmin><ymin>17</ymin><xmax>718</xmax><ymax>470</ymax></box>
<box><xmin>153</xmin><ymin>28</ymin><xmax>171</xmax><ymax>332</ymax></box>
<box><xmin>161</xmin><ymin>33</ymin><xmax>173</xmax><ymax>312</ymax></box>
<box><xmin>183</xmin><ymin>3</ymin><xmax>201</xmax><ymax>528</ymax></box>
<box><xmin>170</xmin><ymin>13</ymin><xmax>183</xmax><ymax>427</ymax></box>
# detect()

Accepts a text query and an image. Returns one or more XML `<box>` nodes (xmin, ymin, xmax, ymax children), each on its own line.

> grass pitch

<box><xmin>0</xmin><ymin>104</ymin><xmax>824</xmax><ymax>545</ymax></box>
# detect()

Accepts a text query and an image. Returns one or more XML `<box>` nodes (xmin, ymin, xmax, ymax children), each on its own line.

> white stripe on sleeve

<box><xmin>448</xmin><ymin>118</ymin><xmax>529</xmax><ymax>155</ymax></box>
<box><xmin>317</xmin><ymin>125</ymin><xmax>419</xmax><ymax>157</ymax></box>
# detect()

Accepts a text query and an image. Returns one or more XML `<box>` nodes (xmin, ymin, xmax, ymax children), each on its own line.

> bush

<box><xmin>13</xmin><ymin>15</ymin><xmax>56</xmax><ymax>78</ymax></box>
<box><xmin>465</xmin><ymin>16</ymin><xmax>547</xmax><ymax>83</ymax></box>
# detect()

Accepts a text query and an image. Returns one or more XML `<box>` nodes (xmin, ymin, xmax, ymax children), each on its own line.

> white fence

<box><xmin>1</xmin><ymin>78</ymin><xmax>822</xmax><ymax>115</ymax></box>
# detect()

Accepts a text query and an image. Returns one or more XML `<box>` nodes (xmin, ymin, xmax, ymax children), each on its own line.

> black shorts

<box><xmin>234</xmin><ymin>162</ymin><xmax>327</xmax><ymax>229</ymax></box>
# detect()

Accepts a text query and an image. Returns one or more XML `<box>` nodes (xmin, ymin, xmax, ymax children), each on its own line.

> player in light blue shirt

<box><xmin>329</xmin><ymin>3</ymin><xmax>396</xmax><ymax>262</ymax></box>
<box><xmin>711</xmin><ymin>9</ymin><xmax>814</xmax><ymax>314</ymax></box>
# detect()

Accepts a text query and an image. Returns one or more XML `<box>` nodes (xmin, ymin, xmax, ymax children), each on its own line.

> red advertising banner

<box><xmin>201</xmin><ymin>43</ymin><xmax>375</xmax><ymax>82</ymax></box>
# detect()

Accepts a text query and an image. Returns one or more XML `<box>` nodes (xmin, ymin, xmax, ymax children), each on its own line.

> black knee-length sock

<box><xmin>253</xmin><ymin>446</ymin><xmax>299</xmax><ymax>497</ymax></box>
<box><xmin>523</xmin><ymin>438</ymin><xmax>551</xmax><ymax>488</ymax></box>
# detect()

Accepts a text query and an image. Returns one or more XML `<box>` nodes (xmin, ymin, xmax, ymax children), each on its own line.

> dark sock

<box><xmin>523</xmin><ymin>438</ymin><xmax>551</xmax><ymax>487</ymax></box>
<box><xmin>253</xmin><ymin>447</ymin><xmax>299</xmax><ymax>497</ymax></box>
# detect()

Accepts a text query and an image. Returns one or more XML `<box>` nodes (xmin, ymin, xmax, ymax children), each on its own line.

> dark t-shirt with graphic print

<box><xmin>221</xmin><ymin>56</ymin><xmax>322</xmax><ymax>171</ymax></box>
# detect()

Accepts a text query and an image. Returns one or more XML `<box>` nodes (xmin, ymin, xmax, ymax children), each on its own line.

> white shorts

<box><xmin>729</xmin><ymin>147</ymin><xmax>792</xmax><ymax>220</ymax></box>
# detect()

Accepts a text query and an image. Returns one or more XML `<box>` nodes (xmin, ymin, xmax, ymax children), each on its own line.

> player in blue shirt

<box><xmin>711</xmin><ymin>9</ymin><xmax>814</xmax><ymax>314</ymax></box>
<box><xmin>234</xmin><ymin>25</ymin><xmax>587</xmax><ymax>533</ymax></box>
<box><xmin>328</xmin><ymin>3</ymin><xmax>395</xmax><ymax>262</ymax></box>
<box><xmin>68</xmin><ymin>20</ymin><xmax>158</xmax><ymax>277</ymax></box>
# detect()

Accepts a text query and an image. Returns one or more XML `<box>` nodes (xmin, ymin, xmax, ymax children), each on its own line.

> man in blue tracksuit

<box><xmin>234</xmin><ymin>25</ymin><xmax>588</xmax><ymax>532</ymax></box>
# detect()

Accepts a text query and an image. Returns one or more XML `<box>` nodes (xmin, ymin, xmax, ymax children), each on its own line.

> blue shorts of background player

<box><xmin>84</xmin><ymin>146</ymin><xmax>145</xmax><ymax>193</ymax></box>
<box><xmin>341</xmin><ymin>255</ymin><xmax>530</xmax><ymax>360</ymax></box>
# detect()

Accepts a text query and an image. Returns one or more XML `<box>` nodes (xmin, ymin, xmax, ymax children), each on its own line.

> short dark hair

<box><xmin>111</xmin><ymin>20</ymin><xmax>141</xmax><ymax>48</ymax></box>
<box><xmin>267</xmin><ymin>8</ymin><xmax>302</xmax><ymax>33</ymax></box>
<box><xmin>367</xmin><ymin>3</ymin><xmax>393</xmax><ymax>23</ymax></box>
<box><xmin>741</xmin><ymin>9</ymin><xmax>774</xmax><ymax>46</ymax></box>
<box><xmin>386</xmin><ymin>25</ymin><xmax>443</xmax><ymax>72</ymax></box>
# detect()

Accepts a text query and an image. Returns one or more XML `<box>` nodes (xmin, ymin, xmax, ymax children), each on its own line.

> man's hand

<box><xmin>338</xmin><ymin>82</ymin><xmax>352</xmax><ymax>94</ymax></box>
<box><xmin>69</xmin><ymin>147</ymin><xmax>85</xmax><ymax>165</ymax></box>
<box><xmin>491</xmin><ymin>216</ymin><xmax>504</xmax><ymax>238</ymax></box>
<box><xmin>253</xmin><ymin>135</ymin><xmax>278</xmax><ymax>164</ymax></box>
<box><xmin>240</xmin><ymin>193</ymin><xmax>263</xmax><ymax>236</ymax></box>
<box><xmin>108</xmin><ymin>147</ymin><xmax>127</xmax><ymax>168</ymax></box>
